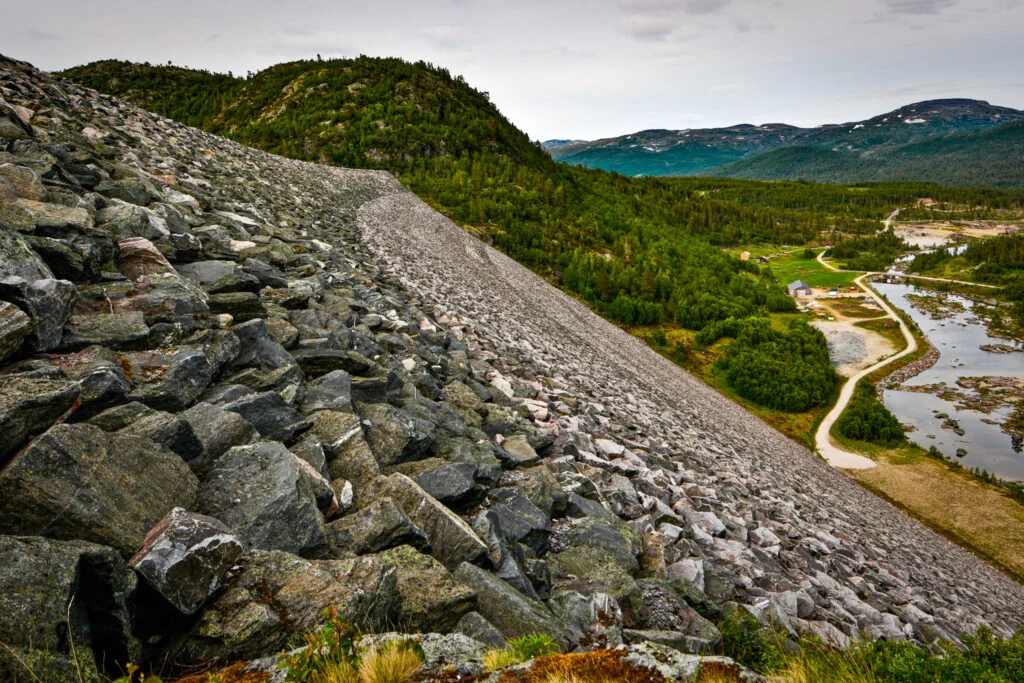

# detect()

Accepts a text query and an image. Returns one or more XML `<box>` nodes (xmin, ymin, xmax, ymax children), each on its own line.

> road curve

<box><xmin>813</xmin><ymin>273</ymin><xmax>918</xmax><ymax>468</ymax></box>
<box><xmin>812</xmin><ymin>253</ymin><xmax>918</xmax><ymax>469</ymax></box>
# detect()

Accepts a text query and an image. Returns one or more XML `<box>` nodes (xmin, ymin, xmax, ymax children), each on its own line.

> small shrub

<box><xmin>484</xmin><ymin>647</ymin><xmax>525</xmax><ymax>671</ymax></box>
<box><xmin>281</xmin><ymin>606</ymin><xmax>358</xmax><ymax>682</ymax></box>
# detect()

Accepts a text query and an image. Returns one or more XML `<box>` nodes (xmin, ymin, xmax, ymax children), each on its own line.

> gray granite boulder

<box><xmin>130</xmin><ymin>507</ymin><xmax>243</xmax><ymax>615</ymax></box>
<box><xmin>0</xmin><ymin>374</ymin><xmax>80</xmax><ymax>464</ymax></box>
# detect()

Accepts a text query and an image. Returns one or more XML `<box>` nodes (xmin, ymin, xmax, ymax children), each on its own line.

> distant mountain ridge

<box><xmin>546</xmin><ymin>99</ymin><xmax>1024</xmax><ymax>186</ymax></box>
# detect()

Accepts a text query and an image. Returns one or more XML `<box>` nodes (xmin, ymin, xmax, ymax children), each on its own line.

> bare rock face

<box><xmin>0</xmin><ymin>424</ymin><xmax>199</xmax><ymax>556</ymax></box>
<box><xmin>130</xmin><ymin>507</ymin><xmax>243</xmax><ymax>616</ymax></box>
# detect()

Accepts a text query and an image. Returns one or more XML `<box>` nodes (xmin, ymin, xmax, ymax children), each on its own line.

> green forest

<box><xmin>835</xmin><ymin>381</ymin><xmax>906</xmax><ymax>445</ymax></box>
<box><xmin>60</xmin><ymin>57</ymin><xmax>1024</xmax><ymax>412</ymax></box>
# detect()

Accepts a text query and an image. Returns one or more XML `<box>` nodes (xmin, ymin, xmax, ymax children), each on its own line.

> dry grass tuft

<box><xmin>354</xmin><ymin>642</ymin><xmax>423</xmax><ymax>683</ymax></box>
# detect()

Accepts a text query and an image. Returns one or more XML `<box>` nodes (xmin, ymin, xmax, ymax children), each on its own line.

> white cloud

<box><xmin>619</xmin><ymin>14</ymin><xmax>677</xmax><ymax>40</ymax></box>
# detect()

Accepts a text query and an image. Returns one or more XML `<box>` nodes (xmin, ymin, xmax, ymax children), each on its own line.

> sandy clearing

<box><xmin>811</xmin><ymin>318</ymin><xmax>897</xmax><ymax>377</ymax></box>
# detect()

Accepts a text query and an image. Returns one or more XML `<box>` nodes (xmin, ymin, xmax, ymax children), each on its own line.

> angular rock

<box><xmin>0</xmin><ymin>275</ymin><xmax>78</xmax><ymax>351</ymax></box>
<box><xmin>120</xmin><ymin>410</ymin><xmax>205</xmax><ymax>462</ymax></box>
<box><xmin>222</xmin><ymin>390</ymin><xmax>311</xmax><ymax>443</ymax></box>
<box><xmin>0</xmin><ymin>163</ymin><xmax>44</xmax><ymax>200</ymax></box>
<box><xmin>303</xmin><ymin>369</ymin><xmax>353</xmax><ymax>413</ymax></box>
<box><xmin>0</xmin><ymin>301</ymin><xmax>31</xmax><ymax>361</ymax></box>
<box><xmin>359</xmin><ymin>402</ymin><xmax>436</xmax><ymax>467</ymax></box>
<box><xmin>487</xmin><ymin>487</ymin><xmax>552</xmax><ymax>555</ymax></box>
<box><xmin>179</xmin><ymin>401</ymin><xmax>259</xmax><ymax>472</ymax></box>
<box><xmin>96</xmin><ymin>177</ymin><xmax>159</xmax><ymax>206</ymax></box>
<box><xmin>414</xmin><ymin>461</ymin><xmax>482</xmax><ymax>509</ymax></box>
<box><xmin>169</xmin><ymin>550</ymin><xmax>399</xmax><ymax>664</ymax></box>
<box><xmin>177</xmin><ymin>260</ymin><xmax>261</xmax><ymax>293</ymax></box>
<box><xmin>549</xmin><ymin>590</ymin><xmax>624</xmax><ymax>649</ymax></box>
<box><xmin>311</xmin><ymin>409</ymin><xmax>382</xmax><ymax>497</ymax></box>
<box><xmin>456</xmin><ymin>612</ymin><xmax>507</xmax><ymax>648</ymax></box>
<box><xmin>365</xmin><ymin>473</ymin><xmax>488</xmax><ymax>570</ymax></box>
<box><xmin>130</xmin><ymin>507</ymin><xmax>243</xmax><ymax>615</ymax></box>
<box><xmin>0</xmin><ymin>374</ymin><xmax>79</xmax><ymax>464</ymax></box>
<box><xmin>497</xmin><ymin>434</ymin><xmax>541</xmax><ymax>469</ymax></box>
<box><xmin>0</xmin><ymin>536</ymin><xmax>136</xmax><ymax>681</ymax></box>
<box><xmin>197</xmin><ymin>441</ymin><xmax>326</xmax><ymax>556</ymax></box>
<box><xmin>628</xmin><ymin>579</ymin><xmax>721</xmax><ymax>649</ymax></box>
<box><xmin>325</xmin><ymin>497</ymin><xmax>430</xmax><ymax>556</ymax></box>
<box><xmin>453</xmin><ymin>562</ymin><xmax>571</xmax><ymax>648</ymax></box>
<box><xmin>118</xmin><ymin>236</ymin><xmax>176</xmax><ymax>281</ymax></box>
<box><xmin>380</xmin><ymin>545</ymin><xmax>477</xmax><ymax>633</ymax></box>
<box><xmin>122</xmin><ymin>347</ymin><xmax>213</xmax><ymax>411</ymax></box>
<box><xmin>0</xmin><ymin>424</ymin><xmax>198</xmax><ymax>556</ymax></box>
<box><xmin>0</xmin><ymin>228</ymin><xmax>52</xmax><ymax>280</ymax></box>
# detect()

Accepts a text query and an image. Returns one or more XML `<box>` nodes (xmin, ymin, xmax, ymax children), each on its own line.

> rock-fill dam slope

<box><xmin>0</xmin><ymin>54</ymin><xmax>1022</xmax><ymax>680</ymax></box>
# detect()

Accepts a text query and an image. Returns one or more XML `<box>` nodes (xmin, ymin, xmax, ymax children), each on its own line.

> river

<box><xmin>873</xmin><ymin>282</ymin><xmax>1024</xmax><ymax>481</ymax></box>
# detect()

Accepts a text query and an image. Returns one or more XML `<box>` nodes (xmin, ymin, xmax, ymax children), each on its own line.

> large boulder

<box><xmin>310</xmin><ymin>410</ymin><xmax>382</xmax><ymax>499</ymax></box>
<box><xmin>0</xmin><ymin>424</ymin><xmax>199</xmax><ymax>556</ymax></box>
<box><xmin>0</xmin><ymin>536</ymin><xmax>137</xmax><ymax>682</ymax></box>
<box><xmin>325</xmin><ymin>497</ymin><xmax>430</xmax><ymax>556</ymax></box>
<box><xmin>0</xmin><ymin>275</ymin><xmax>78</xmax><ymax>352</ymax></box>
<box><xmin>453</xmin><ymin>562</ymin><xmax>571</xmax><ymax>649</ymax></box>
<box><xmin>197</xmin><ymin>442</ymin><xmax>326</xmax><ymax>557</ymax></box>
<box><xmin>167</xmin><ymin>550</ymin><xmax>400</xmax><ymax>664</ymax></box>
<box><xmin>130</xmin><ymin>508</ymin><xmax>243</xmax><ymax>616</ymax></box>
<box><xmin>60</xmin><ymin>311</ymin><xmax>150</xmax><ymax>351</ymax></box>
<box><xmin>0</xmin><ymin>228</ymin><xmax>52</xmax><ymax>280</ymax></box>
<box><xmin>380</xmin><ymin>545</ymin><xmax>477</xmax><ymax>633</ymax></box>
<box><xmin>0</xmin><ymin>374</ymin><xmax>80</xmax><ymax>464</ymax></box>
<box><xmin>365</xmin><ymin>473</ymin><xmax>488</xmax><ymax>570</ymax></box>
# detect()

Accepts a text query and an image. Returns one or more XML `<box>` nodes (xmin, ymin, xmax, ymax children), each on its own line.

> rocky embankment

<box><xmin>1</xmin><ymin>55</ymin><xmax>1023</xmax><ymax>681</ymax></box>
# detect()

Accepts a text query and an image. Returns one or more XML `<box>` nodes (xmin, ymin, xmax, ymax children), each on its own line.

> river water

<box><xmin>872</xmin><ymin>282</ymin><xmax>1024</xmax><ymax>481</ymax></box>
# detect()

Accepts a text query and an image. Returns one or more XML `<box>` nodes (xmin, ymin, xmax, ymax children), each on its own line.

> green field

<box><xmin>765</xmin><ymin>252</ymin><xmax>858</xmax><ymax>288</ymax></box>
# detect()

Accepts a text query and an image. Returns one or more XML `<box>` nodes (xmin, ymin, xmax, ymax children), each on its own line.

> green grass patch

<box><xmin>768</xmin><ymin>252</ymin><xmax>858</xmax><ymax>288</ymax></box>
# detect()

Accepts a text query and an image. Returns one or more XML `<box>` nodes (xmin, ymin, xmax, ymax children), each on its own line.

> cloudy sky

<box><xmin>3</xmin><ymin>0</ymin><xmax>1023</xmax><ymax>141</ymax></box>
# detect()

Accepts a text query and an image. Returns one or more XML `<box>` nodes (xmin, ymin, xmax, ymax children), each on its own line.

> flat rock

<box><xmin>122</xmin><ymin>347</ymin><xmax>213</xmax><ymax>411</ymax></box>
<box><xmin>179</xmin><ymin>401</ymin><xmax>259</xmax><ymax>472</ymax></box>
<box><xmin>302</xmin><ymin>369</ymin><xmax>352</xmax><ymax>413</ymax></box>
<box><xmin>358</xmin><ymin>402</ymin><xmax>436</xmax><ymax>467</ymax></box>
<box><xmin>60</xmin><ymin>311</ymin><xmax>150</xmax><ymax>351</ymax></box>
<box><xmin>0</xmin><ymin>423</ymin><xmax>198</xmax><ymax>556</ymax></box>
<box><xmin>292</xmin><ymin>347</ymin><xmax>374</xmax><ymax>377</ymax></box>
<box><xmin>130</xmin><ymin>507</ymin><xmax>243</xmax><ymax>616</ymax></box>
<box><xmin>197</xmin><ymin>441</ymin><xmax>326</xmax><ymax>556</ymax></box>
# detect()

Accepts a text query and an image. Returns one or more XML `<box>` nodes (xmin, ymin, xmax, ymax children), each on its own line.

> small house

<box><xmin>787</xmin><ymin>280</ymin><xmax>812</xmax><ymax>297</ymax></box>
<box><xmin>740</xmin><ymin>251</ymin><xmax>751</xmax><ymax>261</ymax></box>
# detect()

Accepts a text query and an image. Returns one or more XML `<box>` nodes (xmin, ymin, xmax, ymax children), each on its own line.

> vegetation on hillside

<box><xmin>835</xmin><ymin>381</ymin><xmax>906</xmax><ymax>445</ymax></box>
<box><xmin>827</xmin><ymin>229</ymin><xmax>914</xmax><ymax>271</ymax></box>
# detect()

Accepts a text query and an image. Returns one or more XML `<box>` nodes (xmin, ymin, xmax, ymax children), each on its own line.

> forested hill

<box><xmin>58</xmin><ymin>58</ymin><xmax>1024</xmax><ymax>335</ymax></box>
<box><xmin>60</xmin><ymin>57</ymin><xmax>552</xmax><ymax>173</ymax></box>
<box><xmin>547</xmin><ymin>99</ymin><xmax>1024</xmax><ymax>187</ymax></box>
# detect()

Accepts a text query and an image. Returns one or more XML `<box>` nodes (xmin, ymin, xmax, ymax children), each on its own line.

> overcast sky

<box><xmin>3</xmin><ymin>0</ymin><xmax>1024</xmax><ymax>141</ymax></box>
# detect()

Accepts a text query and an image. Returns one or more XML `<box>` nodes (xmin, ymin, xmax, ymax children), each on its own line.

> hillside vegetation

<box><xmin>60</xmin><ymin>58</ymin><xmax>1024</xmax><ymax>412</ymax></box>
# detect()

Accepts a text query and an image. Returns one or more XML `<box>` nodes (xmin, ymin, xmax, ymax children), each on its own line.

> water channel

<box><xmin>872</xmin><ymin>282</ymin><xmax>1024</xmax><ymax>481</ymax></box>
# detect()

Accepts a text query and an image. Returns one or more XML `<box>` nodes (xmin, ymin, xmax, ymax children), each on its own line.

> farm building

<box><xmin>787</xmin><ymin>280</ymin><xmax>812</xmax><ymax>297</ymax></box>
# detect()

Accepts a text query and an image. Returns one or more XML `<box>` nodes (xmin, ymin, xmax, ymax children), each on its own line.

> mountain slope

<box><xmin>708</xmin><ymin>121</ymin><xmax>1024</xmax><ymax>187</ymax></box>
<box><xmin>548</xmin><ymin>99</ymin><xmax>1024</xmax><ymax>186</ymax></box>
